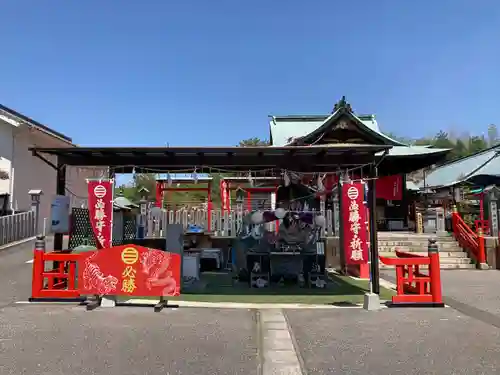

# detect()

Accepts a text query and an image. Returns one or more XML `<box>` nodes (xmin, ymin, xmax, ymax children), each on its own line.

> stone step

<box><xmin>380</xmin><ymin>263</ymin><xmax>476</xmax><ymax>270</ymax></box>
<box><xmin>379</xmin><ymin>255</ymin><xmax>471</xmax><ymax>265</ymax></box>
<box><xmin>378</xmin><ymin>245</ymin><xmax>462</xmax><ymax>252</ymax></box>
<box><xmin>378</xmin><ymin>236</ymin><xmax>456</xmax><ymax>243</ymax></box>
<box><xmin>379</xmin><ymin>251</ymin><xmax>469</xmax><ymax>258</ymax></box>
<box><xmin>377</xmin><ymin>232</ymin><xmax>454</xmax><ymax>241</ymax></box>
<box><xmin>377</xmin><ymin>237</ymin><xmax>457</xmax><ymax>246</ymax></box>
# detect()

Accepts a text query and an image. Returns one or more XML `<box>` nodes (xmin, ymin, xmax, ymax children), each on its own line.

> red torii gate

<box><xmin>155</xmin><ymin>175</ymin><xmax>213</xmax><ymax>228</ymax></box>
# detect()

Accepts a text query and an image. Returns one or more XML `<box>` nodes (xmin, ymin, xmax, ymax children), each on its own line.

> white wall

<box><xmin>11</xmin><ymin>126</ymin><xmax>106</xmax><ymax>225</ymax></box>
<box><xmin>0</xmin><ymin>118</ymin><xmax>14</xmax><ymax>195</ymax></box>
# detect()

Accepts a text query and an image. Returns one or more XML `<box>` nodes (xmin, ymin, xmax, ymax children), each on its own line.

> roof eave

<box><xmin>0</xmin><ymin>105</ymin><xmax>73</xmax><ymax>144</ymax></box>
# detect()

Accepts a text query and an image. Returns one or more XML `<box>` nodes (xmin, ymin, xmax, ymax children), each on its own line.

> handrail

<box><xmin>394</xmin><ymin>250</ymin><xmax>426</xmax><ymax>258</ymax></box>
<box><xmin>451</xmin><ymin>207</ymin><xmax>485</xmax><ymax>266</ymax></box>
<box><xmin>454</xmin><ymin>212</ymin><xmax>477</xmax><ymax>238</ymax></box>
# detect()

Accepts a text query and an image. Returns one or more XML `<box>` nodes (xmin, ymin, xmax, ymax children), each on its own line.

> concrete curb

<box><xmin>346</xmin><ymin>275</ymin><xmax>398</xmax><ymax>291</ymax></box>
<box><xmin>379</xmin><ymin>277</ymin><xmax>398</xmax><ymax>291</ymax></box>
<box><xmin>0</xmin><ymin>237</ymin><xmax>36</xmax><ymax>252</ymax></box>
<box><xmin>120</xmin><ymin>299</ymin><xmax>364</xmax><ymax>309</ymax></box>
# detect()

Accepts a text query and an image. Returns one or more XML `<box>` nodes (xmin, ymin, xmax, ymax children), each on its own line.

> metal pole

<box><xmin>364</xmin><ymin>181</ymin><xmax>373</xmax><ymax>294</ymax></box>
<box><xmin>54</xmin><ymin>163</ymin><xmax>66</xmax><ymax>251</ymax></box>
<box><xmin>138</xmin><ymin>198</ymin><xmax>147</xmax><ymax>239</ymax></box>
<box><xmin>368</xmin><ymin>166</ymin><xmax>380</xmax><ymax>295</ymax></box>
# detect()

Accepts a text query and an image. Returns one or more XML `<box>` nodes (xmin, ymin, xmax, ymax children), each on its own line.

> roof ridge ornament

<box><xmin>332</xmin><ymin>96</ymin><xmax>353</xmax><ymax>113</ymax></box>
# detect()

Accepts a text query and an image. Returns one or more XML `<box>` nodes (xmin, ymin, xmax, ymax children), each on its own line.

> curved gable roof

<box><xmin>419</xmin><ymin>145</ymin><xmax>500</xmax><ymax>188</ymax></box>
<box><xmin>286</xmin><ymin>107</ymin><xmax>405</xmax><ymax>146</ymax></box>
<box><xmin>268</xmin><ymin>97</ymin><xmax>406</xmax><ymax>147</ymax></box>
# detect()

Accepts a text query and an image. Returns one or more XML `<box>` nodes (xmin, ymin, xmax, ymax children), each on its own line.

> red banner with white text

<box><xmin>341</xmin><ymin>182</ymin><xmax>369</xmax><ymax>265</ymax></box>
<box><xmin>78</xmin><ymin>245</ymin><xmax>181</xmax><ymax>297</ymax></box>
<box><xmin>220</xmin><ymin>180</ymin><xmax>228</xmax><ymax>213</ymax></box>
<box><xmin>375</xmin><ymin>175</ymin><xmax>403</xmax><ymax>201</ymax></box>
<box><xmin>87</xmin><ymin>179</ymin><xmax>114</xmax><ymax>249</ymax></box>
<box><xmin>323</xmin><ymin>174</ymin><xmax>403</xmax><ymax>201</ymax></box>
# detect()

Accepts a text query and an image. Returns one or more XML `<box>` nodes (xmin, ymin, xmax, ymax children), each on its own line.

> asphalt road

<box><xmin>0</xmin><ymin>238</ymin><xmax>40</xmax><ymax>309</ymax></box>
<box><xmin>1</xmin><ymin>241</ymin><xmax>500</xmax><ymax>374</ymax></box>
<box><xmin>286</xmin><ymin>308</ymin><xmax>500</xmax><ymax>375</ymax></box>
<box><xmin>382</xmin><ymin>269</ymin><xmax>500</xmax><ymax>329</ymax></box>
<box><xmin>0</xmin><ymin>305</ymin><xmax>259</xmax><ymax>375</ymax></box>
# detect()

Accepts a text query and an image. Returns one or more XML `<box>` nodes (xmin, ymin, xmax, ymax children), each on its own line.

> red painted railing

<box><xmin>379</xmin><ymin>246</ymin><xmax>443</xmax><ymax>306</ymax></box>
<box><xmin>30</xmin><ymin>249</ymin><xmax>81</xmax><ymax>301</ymax></box>
<box><xmin>451</xmin><ymin>208</ymin><xmax>485</xmax><ymax>265</ymax></box>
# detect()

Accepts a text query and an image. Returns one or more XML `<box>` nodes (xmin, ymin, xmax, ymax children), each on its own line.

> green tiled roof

<box><xmin>378</xmin><ymin>145</ymin><xmax>449</xmax><ymax>157</ymax></box>
<box><xmin>419</xmin><ymin>145</ymin><xmax>500</xmax><ymax>188</ymax></box>
<box><xmin>269</xmin><ymin>106</ymin><xmax>405</xmax><ymax>147</ymax></box>
<box><xmin>270</xmin><ymin>115</ymin><xmax>401</xmax><ymax>146</ymax></box>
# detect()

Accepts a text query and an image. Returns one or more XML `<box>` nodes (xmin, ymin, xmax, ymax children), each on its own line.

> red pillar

<box><xmin>155</xmin><ymin>181</ymin><xmax>163</xmax><ymax>208</ymax></box>
<box><xmin>428</xmin><ymin>239</ymin><xmax>443</xmax><ymax>304</ymax></box>
<box><xmin>247</xmin><ymin>190</ymin><xmax>252</xmax><ymax>211</ymax></box>
<box><xmin>207</xmin><ymin>181</ymin><xmax>212</xmax><ymax>229</ymax></box>
<box><xmin>478</xmin><ymin>227</ymin><xmax>486</xmax><ymax>265</ymax></box>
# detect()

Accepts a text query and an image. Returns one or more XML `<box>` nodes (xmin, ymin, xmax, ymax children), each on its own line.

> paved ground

<box><xmin>440</xmin><ymin>270</ymin><xmax>500</xmax><ymax>314</ymax></box>
<box><xmin>382</xmin><ymin>269</ymin><xmax>500</xmax><ymax>328</ymax></box>
<box><xmin>0</xmin><ymin>304</ymin><xmax>258</xmax><ymax>375</ymax></box>
<box><xmin>0</xmin><ymin>238</ymin><xmax>42</xmax><ymax>309</ymax></box>
<box><xmin>1</xmin><ymin>304</ymin><xmax>500</xmax><ymax>374</ymax></box>
<box><xmin>2</xmin><ymin>240</ymin><xmax>500</xmax><ymax>374</ymax></box>
<box><xmin>286</xmin><ymin>308</ymin><xmax>500</xmax><ymax>375</ymax></box>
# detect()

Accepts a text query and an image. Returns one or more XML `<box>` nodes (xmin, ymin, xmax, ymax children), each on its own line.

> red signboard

<box><xmin>324</xmin><ymin>173</ymin><xmax>403</xmax><ymax>201</ymax></box>
<box><xmin>78</xmin><ymin>245</ymin><xmax>181</xmax><ymax>297</ymax></box>
<box><xmin>87</xmin><ymin>179</ymin><xmax>114</xmax><ymax>249</ymax></box>
<box><xmin>375</xmin><ymin>175</ymin><xmax>403</xmax><ymax>201</ymax></box>
<box><xmin>341</xmin><ymin>182</ymin><xmax>369</xmax><ymax>265</ymax></box>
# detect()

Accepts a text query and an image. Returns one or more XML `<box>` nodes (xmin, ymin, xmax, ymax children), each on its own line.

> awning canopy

<box><xmin>30</xmin><ymin>144</ymin><xmax>390</xmax><ymax>173</ymax></box>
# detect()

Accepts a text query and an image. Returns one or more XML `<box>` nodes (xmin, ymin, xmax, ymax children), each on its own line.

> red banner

<box><xmin>375</xmin><ymin>175</ymin><xmax>403</xmax><ymax>201</ymax></box>
<box><xmin>341</xmin><ymin>182</ymin><xmax>369</xmax><ymax>265</ymax></box>
<box><xmin>220</xmin><ymin>180</ymin><xmax>227</xmax><ymax>213</ymax></box>
<box><xmin>78</xmin><ymin>245</ymin><xmax>181</xmax><ymax>297</ymax></box>
<box><xmin>87</xmin><ymin>180</ymin><xmax>114</xmax><ymax>249</ymax></box>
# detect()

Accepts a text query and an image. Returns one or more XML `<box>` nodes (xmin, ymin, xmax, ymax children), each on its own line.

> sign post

<box><xmin>340</xmin><ymin>180</ymin><xmax>380</xmax><ymax>310</ymax></box>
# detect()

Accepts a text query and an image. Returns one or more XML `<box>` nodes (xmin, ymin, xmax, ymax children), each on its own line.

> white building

<box><xmin>0</xmin><ymin>104</ymin><xmax>105</xmax><ymax>223</ymax></box>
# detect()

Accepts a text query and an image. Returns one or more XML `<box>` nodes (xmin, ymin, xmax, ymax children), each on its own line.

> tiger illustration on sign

<box><xmin>140</xmin><ymin>249</ymin><xmax>180</xmax><ymax>296</ymax></box>
<box><xmin>82</xmin><ymin>253</ymin><xmax>119</xmax><ymax>294</ymax></box>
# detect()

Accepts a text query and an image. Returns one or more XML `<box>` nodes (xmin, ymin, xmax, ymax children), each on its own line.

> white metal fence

<box><xmin>0</xmin><ymin>211</ymin><xmax>36</xmax><ymax>246</ymax></box>
<box><xmin>146</xmin><ymin>209</ymin><xmax>337</xmax><ymax>238</ymax></box>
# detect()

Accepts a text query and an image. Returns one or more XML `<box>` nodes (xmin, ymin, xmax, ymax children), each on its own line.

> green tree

<box><xmin>414</xmin><ymin>137</ymin><xmax>433</xmax><ymax>146</ymax></box>
<box><xmin>433</xmin><ymin>131</ymin><xmax>455</xmax><ymax>150</ymax></box>
<box><xmin>452</xmin><ymin>139</ymin><xmax>468</xmax><ymax>159</ymax></box>
<box><xmin>385</xmin><ymin>132</ymin><xmax>413</xmax><ymax>145</ymax></box>
<box><xmin>488</xmin><ymin>124</ymin><xmax>498</xmax><ymax>147</ymax></box>
<box><xmin>116</xmin><ymin>173</ymin><xmax>157</xmax><ymax>203</ymax></box>
<box><xmin>238</xmin><ymin>137</ymin><xmax>270</xmax><ymax>147</ymax></box>
<box><xmin>468</xmin><ymin>135</ymin><xmax>488</xmax><ymax>154</ymax></box>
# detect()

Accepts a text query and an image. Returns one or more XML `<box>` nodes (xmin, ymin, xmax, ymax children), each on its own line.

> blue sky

<box><xmin>1</xmin><ymin>0</ymin><xmax>499</xmax><ymax>149</ymax></box>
